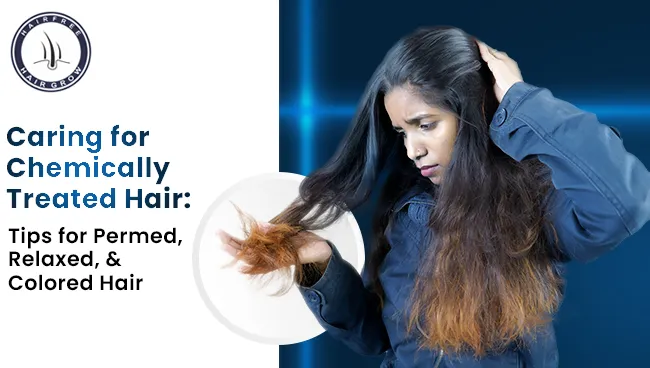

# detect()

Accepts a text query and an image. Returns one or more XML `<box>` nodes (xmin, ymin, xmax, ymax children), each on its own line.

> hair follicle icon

<box><xmin>33</xmin><ymin>31</ymin><xmax>69</xmax><ymax>70</ymax></box>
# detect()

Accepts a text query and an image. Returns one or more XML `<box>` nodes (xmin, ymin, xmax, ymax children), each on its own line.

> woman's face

<box><xmin>384</xmin><ymin>86</ymin><xmax>458</xmax><ymax>185</ymax></box>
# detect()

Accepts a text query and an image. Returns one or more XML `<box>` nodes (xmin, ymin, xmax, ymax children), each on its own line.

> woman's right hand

<box><xmin>217</xmin><ymin>222</ymin><xmax>333</xmax><ymax>269</ymax></box>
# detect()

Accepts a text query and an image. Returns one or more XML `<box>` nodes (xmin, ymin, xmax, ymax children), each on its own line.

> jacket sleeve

<box><xmin>296</xmin><ymin>241</ymin><xmax>391</xmax><ymax>355</ymax></box>
<box><xmin>489</xmin><ymin>81</ymin><xmax>650</xmax><ymax>262</ymax></box>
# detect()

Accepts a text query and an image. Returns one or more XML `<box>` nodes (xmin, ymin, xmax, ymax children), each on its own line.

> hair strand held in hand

<box><xmin>229</xmin><ymin>203</ymin><xmax>324</xmax><ymax>295</ymax></box>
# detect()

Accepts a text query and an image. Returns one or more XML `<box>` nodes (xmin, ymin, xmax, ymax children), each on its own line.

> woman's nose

<box><xmin>405</xmin><ymin>137</ymin><xmax>426</xmax><ymax>161</ymax></box>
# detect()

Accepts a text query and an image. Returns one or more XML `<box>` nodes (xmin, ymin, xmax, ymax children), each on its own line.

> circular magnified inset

<box><xmin>193</xmin><ymin>172</ymin><xmax>365</xmax><ymax>345</ymax></box>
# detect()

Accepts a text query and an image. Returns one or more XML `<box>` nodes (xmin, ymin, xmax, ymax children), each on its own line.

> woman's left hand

<box><xmin>477</xmin><ymin>41</ymin><xmax>523</xmax><ymax>103</ymax></box>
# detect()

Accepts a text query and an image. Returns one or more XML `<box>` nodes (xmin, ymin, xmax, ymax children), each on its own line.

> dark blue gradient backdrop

<box><xmin>279</xmin><ymin>1</ymin><xmax>650</xmax><ymax>367</ymax></box>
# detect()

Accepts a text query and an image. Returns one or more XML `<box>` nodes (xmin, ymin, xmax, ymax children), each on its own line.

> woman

<box><xmin>220</xmin><ymin>26</ymin><xmax>650</xmax><ymax>367</ymax></box>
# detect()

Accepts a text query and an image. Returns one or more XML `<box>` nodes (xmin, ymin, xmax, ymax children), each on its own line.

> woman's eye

<box><xmin>420</xmin><ymin>122</ymin><xmax>437</xmax><ymax>130</ymax></box>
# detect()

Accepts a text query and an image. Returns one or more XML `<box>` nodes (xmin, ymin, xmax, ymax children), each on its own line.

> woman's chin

<box><xmin>428</xmin><ymin>175</ymin><xmax>442</xmax><ymax>185</ymax></box>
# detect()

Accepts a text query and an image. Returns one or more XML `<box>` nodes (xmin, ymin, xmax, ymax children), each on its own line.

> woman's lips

<box><xmin>420</xmin><ymin>165</ymin><xmax>439</xmax><ymax>177</ymax></box>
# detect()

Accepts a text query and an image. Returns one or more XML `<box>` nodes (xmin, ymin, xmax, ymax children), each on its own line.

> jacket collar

<box><xmin>392</xmin><ymin>186</ymin><xmax>436</xmax><ymax>214</ymax></box>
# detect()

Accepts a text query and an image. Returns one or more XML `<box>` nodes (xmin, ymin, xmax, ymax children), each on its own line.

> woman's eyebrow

<box><xmin>404</xmin><ymin>113</ymin><xmax>440</xmax><ymax>125</ymax></box>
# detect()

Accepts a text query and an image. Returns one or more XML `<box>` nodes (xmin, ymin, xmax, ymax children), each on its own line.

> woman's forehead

<box><xmin>384</xmin><ymin>88</ymin><xmax>446</xmax><ymax>121</ymax></box>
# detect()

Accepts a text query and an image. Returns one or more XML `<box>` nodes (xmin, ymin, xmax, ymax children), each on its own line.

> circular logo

<box><xmin>11</xmin><ymin>12</ymin><xmax>91</xmax><ymax>92</ymax></box>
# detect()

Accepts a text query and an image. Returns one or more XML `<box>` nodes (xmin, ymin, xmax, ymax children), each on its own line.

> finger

<box><xmin>480</xmin><ymin>41</ymin><xmax>506</xmax><ymax>60</ymax></box>
<box><xmin>216</xmin><ymin>229</ymin><xmax>243</xmax><ymax>250</ymax></box>
<box><xmin>218</xmin><ymin>237</ymin><xmax>242</xmax><ymax>258</ymax></box>
<box><xmin>477</xmin><ymin>41</ymin><xmax>497</xmax><ymax>63</ymax></box>
<box><xmin>488</xmin><ymin>46</ymin><xmax>501</xmax><ymax>58</ymax></box>
<box><xmin>222</xmin><ymin>242</ymin><xmax>240</xmax><ymax>258</ymax></box>
<box><xmin>492</xmin><ymin>49</ymin><xmax>511</xmax><ymax>62</ymax></box>
<box><xmin>259</xmin><ymin>222</ymin><xmax>273</xmax><ymax>232</ymax></box>
<box><xmin>492</xmin><ymin>50</ymin><xmax>519</xmax><ymax>71</ymax></box>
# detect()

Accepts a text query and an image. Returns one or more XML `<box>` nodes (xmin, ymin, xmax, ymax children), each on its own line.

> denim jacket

<box><xmin>298</xmin><ymin>82</ymin><xmax>650</xmax><ymax>368</ymax></box>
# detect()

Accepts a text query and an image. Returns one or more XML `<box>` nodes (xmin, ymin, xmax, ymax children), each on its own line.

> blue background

<box><xmin>279</xmin><ymin>1</ymin><xmax>650</xmax><ymax>366</ymax></box>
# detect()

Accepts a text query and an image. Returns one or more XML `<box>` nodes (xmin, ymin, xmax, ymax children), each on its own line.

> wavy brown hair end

<box><xmin>406</xmin><ymin>158</ymin><xmax>564</xmax><ymax>356</ymax></box>
<box><xmin>228</xmin><ymin>204</ymin><xmax>325</xmax><ymax>295</ymax></box>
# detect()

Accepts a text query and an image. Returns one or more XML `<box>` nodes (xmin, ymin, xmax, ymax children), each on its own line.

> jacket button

<box><xmin>307</xmin><ymin>291</ymin><xmax>319</xmax><ymax>304</ymax></box>
<box><xmin>493</xmin><ymin>109</ymin><xmax>507</xmax><ymax>127</ymax></box>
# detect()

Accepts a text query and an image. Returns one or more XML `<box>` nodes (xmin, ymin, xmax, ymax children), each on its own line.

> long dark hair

<box><xmin>236</xmin><ymin>26</ymin><xmax>564</xmax><ymax>356</ymax></box>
